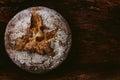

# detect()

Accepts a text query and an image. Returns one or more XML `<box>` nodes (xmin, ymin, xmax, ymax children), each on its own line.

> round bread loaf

<box><xmin>4</xmin><ymin>6</ymin><xmax>72</xmax><ymax>73</ymax></box>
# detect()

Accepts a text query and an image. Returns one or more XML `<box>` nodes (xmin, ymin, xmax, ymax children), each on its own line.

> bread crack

<box><xmin>15</xmin><ymin>12</ymin><xmax>57</xmax><ymax>56</ymax></box>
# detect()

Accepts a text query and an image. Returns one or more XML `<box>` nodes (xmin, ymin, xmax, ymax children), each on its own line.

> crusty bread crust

<box><xmin>4</xmin><ymin>6</ymin><xmax>72</xmax><ymax>73</ymax></box>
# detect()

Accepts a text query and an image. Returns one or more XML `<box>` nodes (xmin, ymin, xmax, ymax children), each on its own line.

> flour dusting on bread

<box><xmin>5</xmin><ymin>6</ymin><xmax>71</xmax><ymax>73</ymax></box>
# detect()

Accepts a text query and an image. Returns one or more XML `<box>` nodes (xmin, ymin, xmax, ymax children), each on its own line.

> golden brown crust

<box><xmin>14</xmin><ymin>12</ymin><xmax>57</xmax><ymax>56</ymax></box>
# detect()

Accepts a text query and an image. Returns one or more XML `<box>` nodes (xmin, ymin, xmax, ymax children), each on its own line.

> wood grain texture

<box><xmin>1</xmin><ymin>0</ymin><xmax>120</xmax><ymax>80</ymax></box>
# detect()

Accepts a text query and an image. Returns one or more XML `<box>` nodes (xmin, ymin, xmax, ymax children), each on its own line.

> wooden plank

<box><xmin>0</xmin><ymin>0</ymin><xmax>120</xmax><ymax>79</ymax></box>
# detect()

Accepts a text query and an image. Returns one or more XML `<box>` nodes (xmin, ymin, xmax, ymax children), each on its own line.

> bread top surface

<box><xmin>5</xmin><ymin>6</ymin><xmax>71</xmax><ymax>73</ymax></box>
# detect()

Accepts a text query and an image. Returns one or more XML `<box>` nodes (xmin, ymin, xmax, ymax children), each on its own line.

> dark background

<box><xmin>0</xmin><ymin>0</ymin><xmax>120</xmax><ymax>80</ymax></box>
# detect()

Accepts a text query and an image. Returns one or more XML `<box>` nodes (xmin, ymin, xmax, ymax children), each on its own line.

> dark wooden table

<box><xmin>1</xmin><ymin>0</ymin><xmax>120</xmax><ymax>80</ymax></box>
